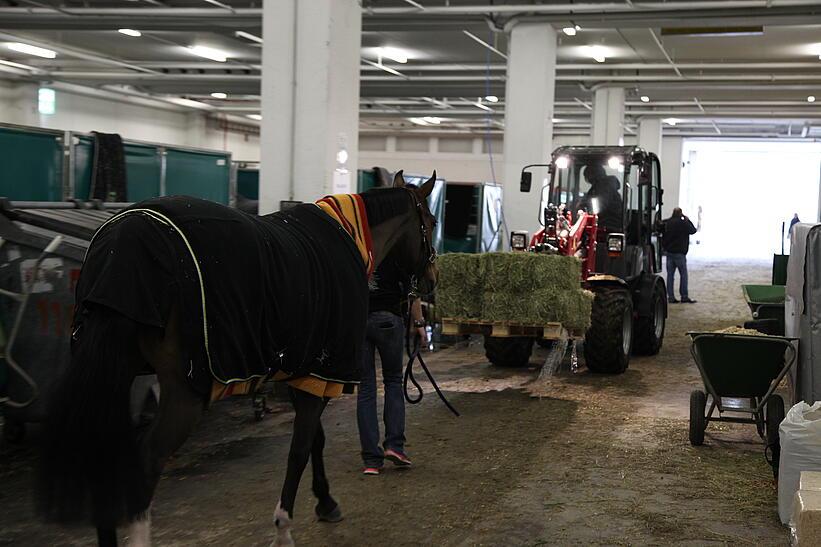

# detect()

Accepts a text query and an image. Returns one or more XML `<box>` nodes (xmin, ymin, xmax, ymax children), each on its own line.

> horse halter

<box><xmin>405</xmin><ymin>188</ymin><xmax>437</xmax><ymax>295</ymax></box>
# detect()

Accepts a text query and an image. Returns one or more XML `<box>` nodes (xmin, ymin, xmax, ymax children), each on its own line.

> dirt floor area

<box><xmin>0</xmin><ymin>258</ymin><xmax>792</xmax><ymax>546</ymax></box>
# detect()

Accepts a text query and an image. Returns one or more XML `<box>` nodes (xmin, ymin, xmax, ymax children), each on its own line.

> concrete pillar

<box><xmin>591</xmin><ymin>87</ymin><xmax>625</xmax><ymax>145</ymax></box>
<box><xmin>638</xmin><ymin>117</ymin><xmax>663</xmax><ymax>163</ymax></box>
<box><xmin>502</xmin><ymin>22</ymin><xmax>557</xmax><ymax>236</ymax></box>
<box><xmin>259</xmin><ymin>0</ymin><xmax>361</xmax><ymax>214</ymax></box>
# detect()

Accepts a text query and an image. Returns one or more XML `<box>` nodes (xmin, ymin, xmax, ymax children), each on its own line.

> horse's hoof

<box><xmin>315</xmin><ymin>502</ymin><xmax>343</xmax><ymax>523</ymax></box>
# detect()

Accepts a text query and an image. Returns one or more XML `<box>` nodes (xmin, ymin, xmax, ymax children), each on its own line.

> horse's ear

<box><xmin>392</xmin><ymin>170</ymin><xmax>405</xmax><ymax>188</ymax></box>
<box><xmin>420</xmin><ymin>171</ymin><xmax>436</xmax><ymax>197</ymax></box>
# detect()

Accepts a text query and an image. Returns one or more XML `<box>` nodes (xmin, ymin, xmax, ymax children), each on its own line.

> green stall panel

<box><xmin>0</xmin><ymin>127</ymin><xmax>63</xmax><ymax>201</ymax></box>
<box><xmin>237</xmin><ymin>168</ymin><xmax>260</xmax><ymax>200</ymax></box>
<box><xmin>74</xmin><ymin>137</ymin><xmax>161</xmax><ymax>202</ymax></box>
<box><xmin>357</xmin><ymin>169</ymin><xmax>378</xmax><ymax>193</ymax></box>
<box><xmin>165</xmin><ymin>149</ymin><xmax>230</xmax><ymax>204</ymax></box>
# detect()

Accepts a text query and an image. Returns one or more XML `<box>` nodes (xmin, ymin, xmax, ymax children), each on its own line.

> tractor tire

<box><xmin>689</xmin><ymin>390</ymin><xmax>707</xmax><ymax>446</ymax></box>
<box><xmin>633</xmin><ymin>280</ymin><xmax>666</xmax><ymax>356</ymax></box>
<box><xmin>484</xmin><ymin>336</ymin><xmax>534</xmax><ymax>368</ymax></box>
<box><xmin>584</xmin><ymin>287</ymin><xmax>633</xmax><ymax>374</ymax></box>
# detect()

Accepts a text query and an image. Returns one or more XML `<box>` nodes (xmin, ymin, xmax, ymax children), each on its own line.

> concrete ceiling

<box><xmin>3</xmin><ymin>0</ymin><xmax>821</xmax><ymax>138</ymax></box>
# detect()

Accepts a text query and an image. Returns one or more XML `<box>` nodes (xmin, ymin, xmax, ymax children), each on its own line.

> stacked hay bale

<box><xmin>437</xmin><ymin>252</ymin><xmax>594</xmax><ymax>330</ymax></box>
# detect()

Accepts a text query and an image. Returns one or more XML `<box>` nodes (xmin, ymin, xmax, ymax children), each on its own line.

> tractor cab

<box><xmin>520</xmin><ymin>145</ymin><xmax>664</xmax><ymax>280</ymax></box>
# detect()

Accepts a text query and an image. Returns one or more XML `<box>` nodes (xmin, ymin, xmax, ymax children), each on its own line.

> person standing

<box><xmin>357</xmin><ymin>259</ymin><xmax>426</xmax><ymax>475</ymax></box>
<box><xmin>661</xmin><ymin>207</ymin><xmax>698</xmax><ymax>304</ymax></box>
<box><xmin>789</xmin><ymin>213</ymin><xmax>800</xmax><ymax>235</ymax></box>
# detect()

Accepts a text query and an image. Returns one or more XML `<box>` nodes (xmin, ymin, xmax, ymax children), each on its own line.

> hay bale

<box><xmin>436</xmin><ymin>253</ymin><xmax>484</xmax><ymax>319</ymax></box>
<box><xmin>436</xmin><ymin>251</ymin><xmax>591</xmax><ymax>329</ymax></box>
<box><xmin>482</xmin><ymin>252</ymin><xmax>581</xmax><ymax>293</ymax></box>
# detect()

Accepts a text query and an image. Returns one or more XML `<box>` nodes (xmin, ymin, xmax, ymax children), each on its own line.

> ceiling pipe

<box><xmin>365</xmin><ymin>1</ymin><xmax>821</xmax><ymax>15</ymax></box>
<box><xmin>648</xmin><ymin>29</ymin><xmax>682</xmax><ymax>78</ymax></box>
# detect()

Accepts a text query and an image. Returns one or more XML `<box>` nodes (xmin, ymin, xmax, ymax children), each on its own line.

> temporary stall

<box><xmin>442</xmin><ymin>182</ymin><xmax>503</xmax><ymax>254</ymax></box>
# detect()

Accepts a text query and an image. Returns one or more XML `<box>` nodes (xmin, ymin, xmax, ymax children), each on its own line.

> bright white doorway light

<box><xmin>38</xmin><ymin>87</ymin><xmax>55</xmax><ymax>115</ymax></box>
<box><xmin>679</xmin><ymin>140</ymin><xmax>821</xmax><ymax>259</ymax></box>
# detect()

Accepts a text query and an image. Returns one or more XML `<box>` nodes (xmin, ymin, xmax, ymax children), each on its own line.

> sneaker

<box><xmin>362</xmin><ymin>467</ymin><xmax>381</xmax><ymax>475</ymax></box>
<box><xmin>681</xmin><ymin>297</ymin><xmax>697</xmax><ymax>304</ymax></box>
<box><xmin>668</xmin><ymin>297</ymin><xmax>679</xmax><ymax>304</ymax></box>
<box><xmin>384</xmin><ymin>448</ymin><xmax>412</xmax><ymax>467</ymax></box>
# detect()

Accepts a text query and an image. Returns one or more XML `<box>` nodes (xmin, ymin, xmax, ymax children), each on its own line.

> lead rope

<box><xmin>402</xmin><ymin>294</ymin><xmax>460</xmax><ymax>417</ymax></box>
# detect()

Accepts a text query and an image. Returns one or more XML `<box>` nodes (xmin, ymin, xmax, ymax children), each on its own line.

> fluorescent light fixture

<box><xmin>809</xmin><ymin>95</ymin><xmax>817</xmax><ymax>103</ymax></box>
<box><xmin>608</xmin><ymin>156</ymin><xmax>622</xmax><ymax>170</ymax></box>
<box><xmin>586</xmin><ymin>45</ymin><xmax>607</xmax><ymax>63</ymax></box>
<box><xmin>247</xmin><ymin>114</ymin><xmax>262</xmax><ymax>121</ymax></box>
<box><xmin>575</xmin><ymin>25</ymin><xmax>581</xmax><ymax>31</ymax></box>
<box><xmin>210</xmin><ymin>92</ymin><xmax>228</xmax><ymax>99</ymax></box>
<box><xmin>422</xmin><ymin>116</ymin><xmax>441</xmax><ymax>125</ymax></box>
<box><xmin>235</xmin><ymin>31</ymin><xmax>263</xmax><ymax>44</ymax></box>
<box><xmin>166</xmin><ymin>97</ymin><xmax>211</xmax><ymax>109</ymax></box>
<box><xmin>484</xmin><ymin>95</ymin><xmax>499</xmax><ymax>103</ymax></box>
<box><xmin>118</xmin><ymin>29</ymin><xmax>141</xmax><ymax>37</ymax></box>
<box><xmin>7</xmin><ymin>42</ymin><xmax>56</xmax><ymax>59</ymax></box>
<box><xmin>555</xmin><ymin>156</ymin><xmax>570</xmax><ymax>169</ymax></box>
<box><xmin>38</xmin><ymin>87</ymin><xmax>55</xmax><ymax>115</ymax></box>
<box><xmin>377</xmin><ymin>47</ymin><xmax>408</xmax><ymax>64</ymax></box>
<box><xmin>640</xmin><ymin>95</ymin><xmax>650</xmax><ymax>103</ymax></box>
<box><xmin>408</xmin><ymin>117</ymin><xmax>429</xmax><ymax>126</ymax></box>
<box><xmin>663</xmin><ymin>118</ymin><xmax>681</xmax><ymax>126</ymax></box>
<box><xmin>187</xmin><ymin>45</ymin><xmax>228</xmax><ymax>62</ymax></box>
<box><xmin>562</xmin><ymin>27</ymin><xmax>577</xmax><ymax>36</ymax></box>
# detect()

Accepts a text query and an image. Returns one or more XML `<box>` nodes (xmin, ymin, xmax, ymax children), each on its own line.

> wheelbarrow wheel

<box><xmin>689</xmin><ymin>390</ymin><xmax>707</xmax><ymax>446</ymax></box>
<box><xmin>766</xmin><ymin>395</ymin><xmax>786</xmax><ymax>479</ymax></box>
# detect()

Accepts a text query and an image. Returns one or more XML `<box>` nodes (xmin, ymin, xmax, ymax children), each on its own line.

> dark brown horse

<box><xmin>38</xmin><ymin>171</ymin><xmax>438</xmax><ymax>546</ymax></box>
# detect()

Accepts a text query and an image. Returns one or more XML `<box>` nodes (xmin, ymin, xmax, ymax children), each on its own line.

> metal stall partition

<box><xmin>0</xmin><ymin>125</ymin><xmax>65</xmax><ymax>202</ymax></box>
<box><xmin>357</xmin><ymin>169</ymin><xmax>379</xmax><ymax>193</ymax></box>
<box><xmin>165</xmin><ymin>149</ymin><xmax>232</xmax><ymax>205</ymax></box>
<box><xmin>480</xmin><ymin>184</ymin><xmax>503</xmax><ymax>252</ymax></box>
<box><xmin>237</xmin><ymin>164</ymin><xmax>260</xmax><ymax>200</ymax></box>
<box><xmin>442</xmin><ymin>182</ymin><xmax>502</xmax><ymax>253</ymax></box>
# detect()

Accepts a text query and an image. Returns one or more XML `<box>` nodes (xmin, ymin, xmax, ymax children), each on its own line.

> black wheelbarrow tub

<box><xmin>687</xmin><ymin>332</ymin><xmax>796</xmax><ymax>411</ymax></box>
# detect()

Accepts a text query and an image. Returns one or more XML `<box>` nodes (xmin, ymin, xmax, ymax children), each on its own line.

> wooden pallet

<box><xmin>441</xmin><ymin>318</ymin><xmax>582</xmax><ymax>339</ymax></box>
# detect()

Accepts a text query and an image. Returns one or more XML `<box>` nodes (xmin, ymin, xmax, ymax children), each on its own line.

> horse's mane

<box><xmin>360</xmin><ymin>187</ymin><xmax>412</xmax><ymax>226</ymax></box>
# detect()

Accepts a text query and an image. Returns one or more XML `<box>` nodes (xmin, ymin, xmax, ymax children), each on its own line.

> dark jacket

<box><xmin>661</xmin><ymin>214</ymin><xmax>697</xmax><ymax>255</ymax></box>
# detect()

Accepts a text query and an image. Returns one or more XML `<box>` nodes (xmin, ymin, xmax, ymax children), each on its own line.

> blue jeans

<box><xmin>666</xmin><ymin>253</ymin><xmax>689</xmax><ymax>299</ymax></box>
<box><xmin>357</xmin><ymin>311</ymin><xmax>406</xmax><ymax>467</ymax></box>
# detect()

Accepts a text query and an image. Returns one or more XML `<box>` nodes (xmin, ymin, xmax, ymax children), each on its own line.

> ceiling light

<box><xmin>422</xmin><ymin>116</ymin><xmax>441</xmax><ymax>124</ymax></box>
<box><xmin>485</xmin><ymin>95</ymin><xmax>499</xmax><ymax>103</ymax></box>
<box><xmin>586</xmin><ymin>45</ymin><xmax>607</xmax><ymax>63</ymax></box>
<box><xmin>187</xmin><ymin>45</ymin><xmax>228</xmax><ymax>63</ymax></box>
<box><xmin>640</xmin><ymin>95</ymin><xmax>650</xmax><ymax>103</ymax></box>
<box><xmin>167</xmin><ymin>97</ymin><xmax>211</xmax><ymax>109</ymax></box>
<box><xmin>575</xmin><ymin>25</ymin><xmax>581</xmax><ymax>31</ymax></box>
<box><xmin>210</xmin><ymin>92</ymin><xmax>228</xmax><ymax>99</ymax></box>
<box><xmin>562</xmin><ymin>27</ymin><xmax>577</xmax><ymax>36</ymax></box>
<box><xmin>247</xmin><ymin>114</ymin><xmax>262</xmax><ymax>121</ymax></box>
<box><xmin>235</xmin><ymin>31</ymin><xmax>263</xmax><ymax>44</ymax></box>
<box><xmin>376</xmin><ymin>47</ymin><xmax>408</xmax><ymax>64</ymax></box>
<box><xmin>809</xmin><ymin>95</ymin><xmax>817</xmax><ymax>103</ymax></box>
<box><xmin>663</xmin><ymin>118</ymin><xmax>681</xmax><ymax>126</ymax></box>
<box><xmin>118</xmin><ymin>29</ymin><xmax>141</xmax><ymax>37</ymax></box>
<box><xmin>408</xmin><ymin>117</ymin><xmax>429</xmax><ymax>126</ymax></box>
<box><xmin>7</xmin><ymin>42</ymin><xmax>56</xmax><ymax>59</ymax></box>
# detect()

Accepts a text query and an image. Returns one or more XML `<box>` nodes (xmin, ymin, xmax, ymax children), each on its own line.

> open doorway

<box><xmin>678</xmin><ymin>140</ymin><xmax>821</xmax><ymax>259</ymax></box>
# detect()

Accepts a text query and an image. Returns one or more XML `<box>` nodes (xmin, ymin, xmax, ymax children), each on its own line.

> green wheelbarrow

<box><xmin>687</xmin><ymin>332</ymin><xmax>797</xmax><ymax>477</ymax></box>
<box><xmin>741</xmin><ymin>284</ymin><xmax>785</xmax><ymax>335</ymax></box>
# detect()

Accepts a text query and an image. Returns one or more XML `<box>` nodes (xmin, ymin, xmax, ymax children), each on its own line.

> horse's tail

<box><xmin>37</xmin><ymin>306</ymin><xmax>151</xmax><ymax>528</ymax></box>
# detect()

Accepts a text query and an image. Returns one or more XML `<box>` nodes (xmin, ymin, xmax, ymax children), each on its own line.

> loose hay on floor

<box><xmin>437</xmin><ymin>252</ymin><xmax>593</xmax><ymax>329</ymax></box>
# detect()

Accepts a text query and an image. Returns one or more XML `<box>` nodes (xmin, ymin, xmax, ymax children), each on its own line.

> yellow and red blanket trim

<box><xmin>315</xmin><ymin>194</ymin><xmax>374</xmax><ymax>277</ymax></box>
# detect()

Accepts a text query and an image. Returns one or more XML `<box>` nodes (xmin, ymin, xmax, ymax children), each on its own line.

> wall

<box><xmin>0</xmin><ymin>80</ymin><xmax>260</xmax><ymax>160</ymax></box>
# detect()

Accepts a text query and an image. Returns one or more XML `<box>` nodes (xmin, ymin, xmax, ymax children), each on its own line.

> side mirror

<box><xmin>520</xmin><ymin>171</ymin><xmax>532</xmax><ymax>192</ymax></box>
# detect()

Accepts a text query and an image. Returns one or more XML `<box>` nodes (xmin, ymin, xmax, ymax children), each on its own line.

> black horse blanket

<box><xmin>74</xmin><ymin>196</ymin><xmax>369</xmax><ymax>396</ymax></box>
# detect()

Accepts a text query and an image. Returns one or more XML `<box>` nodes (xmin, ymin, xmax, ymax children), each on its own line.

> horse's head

<box><xmin>392</xmin><ymin>170</ymin><xmax>439</xmax><ymax>295</ymax></box>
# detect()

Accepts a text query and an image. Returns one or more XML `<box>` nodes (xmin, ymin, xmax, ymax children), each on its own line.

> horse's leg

<box><xmin>127</xmin><ymin>311</ymin><xmax>205</xmax><ymax>547</ymax></box>
<box><xmin>311</xmin><ymin>421</ymin><xmax>342</xmax><ymax>523</ymax></box>
<box><xmin>274</xmin><ymin>387</ymin><xmax>326</xmax><ymax>546</ymax></box>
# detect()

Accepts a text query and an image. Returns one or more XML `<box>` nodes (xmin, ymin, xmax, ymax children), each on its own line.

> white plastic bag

<box><xmin>779</xmin><ymin>402</ymin><xmax>821</xmax><ymax>523</ymax></box>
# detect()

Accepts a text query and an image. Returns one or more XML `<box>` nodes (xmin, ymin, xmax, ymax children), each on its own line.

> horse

<box><xmin>37</xmin><ymin>170</ymin><xmax>438</xmax><ymax>546</ymax></box>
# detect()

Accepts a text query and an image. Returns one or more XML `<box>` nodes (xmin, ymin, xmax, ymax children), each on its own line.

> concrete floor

<box><xmin>0</xmin><ymin>258</ymin><xmax>790</xmax><ymax>546</ymax></box>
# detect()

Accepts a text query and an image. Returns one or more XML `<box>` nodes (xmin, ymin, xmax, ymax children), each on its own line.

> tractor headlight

<box><xmin>510</xmin><ymin>231</ymin><xmax>528</xmax><ymax>251</ymax></box>
<box><xmin>607</xmin><ymin>234</ymin><xmax>625</xmax><ymax>254</ymax></box>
